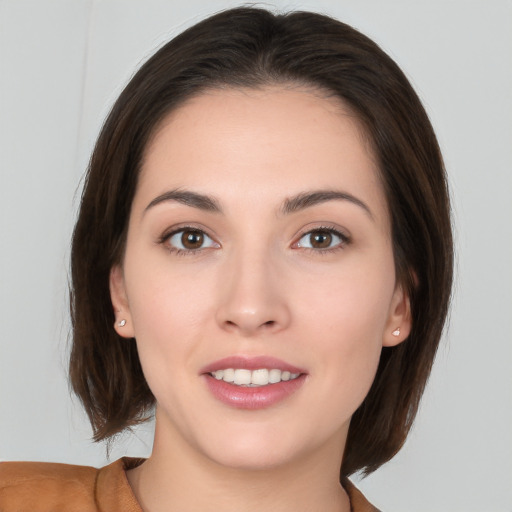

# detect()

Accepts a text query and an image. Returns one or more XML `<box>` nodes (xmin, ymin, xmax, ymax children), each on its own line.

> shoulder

<box><xmin>0</xmin><ymin>460</ymin><xmax>99</xmax><ymax>511</ymax></box>
<box><xmin>0</xmin><ymin>457</ymin><xmax>144</xmax><ymax>512</ymax></box>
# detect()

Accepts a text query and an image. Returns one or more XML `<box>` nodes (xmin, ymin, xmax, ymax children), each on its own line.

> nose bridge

<box><xmin>216</xmin><ymin>238</ymin><xmax>290</xmax><ymax>335</ymax></box>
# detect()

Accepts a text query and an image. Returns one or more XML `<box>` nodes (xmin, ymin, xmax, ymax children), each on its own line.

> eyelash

<box><xmin>158</xmin><ymin>225</ymin><xmax>350</xmax><ymax>256</ymax></box>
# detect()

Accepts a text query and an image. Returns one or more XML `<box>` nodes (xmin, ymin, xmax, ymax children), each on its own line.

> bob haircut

<box><xmin>70</xmin><ymin>7</ymin><xmax>453</xmax><ymax>478</ymax></box>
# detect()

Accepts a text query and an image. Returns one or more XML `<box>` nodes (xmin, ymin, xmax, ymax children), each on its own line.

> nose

<box><xmin>215</xmin><ymin>247</ymin><xmax>291</xmax><ymax>336</ymax></box>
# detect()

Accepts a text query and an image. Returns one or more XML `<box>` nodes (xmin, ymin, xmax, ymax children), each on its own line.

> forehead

<box><xmin>136</xmin><ymin>86</ymin><xmax>387</xmax><ymax>224</ymax></box>
<box><xmin>145</xmin><ymin>85</ymin><xmax>369</xmax><ymax>162</ymax></box>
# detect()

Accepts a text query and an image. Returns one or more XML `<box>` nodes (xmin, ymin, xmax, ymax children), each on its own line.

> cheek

<box><xmin>122</xmin><ymin>256</ymin><xmax>217</xmax><ymax>390</ymax></box>
<box><xmin>293</xmin><ymin>259</ymin><xmax>394</xmax><ymax>406</ymax></box>
<box><xmin>126</xmin><ymin>253</ymin><xmax>215</xmax><ymax>334</ymax></box>
<box><xmin>295</xmin><ymin>256</ymin><xmax>394</xmax><ymax>341</ymax></box>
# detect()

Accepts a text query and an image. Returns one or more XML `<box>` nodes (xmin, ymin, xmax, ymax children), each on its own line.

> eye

<box><xmin>295</xmin><ymin>228</ymin><xmax>348</xmax><ymax>250</ymax></box>
<box><xmin>166</xmin><ymin>228</ymin><xmax>219</xmax><ymax>252</ymax></box>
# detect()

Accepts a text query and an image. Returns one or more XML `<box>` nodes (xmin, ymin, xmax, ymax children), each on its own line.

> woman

<box><xmin>0</xmin><ymin>7</ymin><xmax>452</xmax><ymax>511</ymax></box>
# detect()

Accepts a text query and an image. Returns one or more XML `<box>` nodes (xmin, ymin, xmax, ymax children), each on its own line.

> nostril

<box><xmin>223</xmin><ymin>319</ymin><xmax>276</xmax><ymax>331</ymax></box>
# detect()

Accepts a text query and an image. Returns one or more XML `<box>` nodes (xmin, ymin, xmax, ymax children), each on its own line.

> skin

<box><xmin>110</xmin><ymin>86</ymin><xmax>411</xmax><ymax>512</ymax></box>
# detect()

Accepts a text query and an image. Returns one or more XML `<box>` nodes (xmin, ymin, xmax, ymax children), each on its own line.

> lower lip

<box><xmin>203</xmin><ymin>374</ymin><xmax>306</xmax><ymax>410</ymax></box>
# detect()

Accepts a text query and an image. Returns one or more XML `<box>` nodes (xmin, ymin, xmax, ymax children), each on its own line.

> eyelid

<box><xmin>159</xmin><ymin>222</ymin><xmax>215</xmax><ymax>240</ymax></box>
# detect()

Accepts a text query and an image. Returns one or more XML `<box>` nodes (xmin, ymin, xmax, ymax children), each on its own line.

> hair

<box><xmin>70</xmin><ymin>7</ymin><xmax>453</xmax><ymax>477</ymax></box>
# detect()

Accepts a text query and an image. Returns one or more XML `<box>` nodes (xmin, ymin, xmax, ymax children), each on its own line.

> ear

<box><xmin>382</xmin><ymin>283</ymin><xmax>412</xmax><ymax>347</ymax></box>
<box><xmin>109</xmin><ymin>265</ymin><xmax>135</xmax><ymax>338</ymax></box>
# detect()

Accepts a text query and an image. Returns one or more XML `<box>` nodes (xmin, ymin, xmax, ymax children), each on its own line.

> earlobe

<box><xmin>109</xmin><ymin>265</ymin><xmax>135</xmax><ymax>338</ymax></box>
<box><xmin>383</xmin><ymin>284</ymin><xmax>412</xmax><ymax>347</ymax></box>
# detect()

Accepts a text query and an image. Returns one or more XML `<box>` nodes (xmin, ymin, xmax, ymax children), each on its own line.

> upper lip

<box><xmin>200</xmin><ymin>356</ymin><xmax>306</xmax><ymax>375</ymax></box>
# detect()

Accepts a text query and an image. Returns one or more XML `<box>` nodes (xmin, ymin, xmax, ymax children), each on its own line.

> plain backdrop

<box><xmin>1</xmin><ymin>1</ymin><xmax>511</xmax><ymax>511</ymax></box>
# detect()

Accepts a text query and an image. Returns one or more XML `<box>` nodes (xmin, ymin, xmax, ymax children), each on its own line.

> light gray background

<box><xmin>1</xmin><ymin>1</ymin><xmax>511</xmax><ymax>511</ymax></box>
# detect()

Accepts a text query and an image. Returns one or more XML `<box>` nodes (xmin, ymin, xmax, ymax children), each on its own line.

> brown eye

<box><xmin>166</xmin><ymin>228</ymin><xmax>218</xmax><ymax>253</ymax></box>
<box><xmin>295</xmin><ymin>228</ymin><xmax>347</xmax><ymax>251</ymax></box>
<box><xmin>181</xmin><ymin>230</ymin><xmax>204</xmax><ymax>249</ymax></box>
<box><xmin>309</xmin><ymin>230</ymin><xmax>332</xmax><ymax>248</ymax></box>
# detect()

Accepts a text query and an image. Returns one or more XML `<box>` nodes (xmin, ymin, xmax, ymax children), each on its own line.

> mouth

<box><xmin>201</xmin><ymin>356</ymin><xmax>307</xmax><ymax>409</ymax></box>
<box><xmin>210</xmin><ymin>368</ymin><xmax>301</xmax><ymax>387</ymax></box>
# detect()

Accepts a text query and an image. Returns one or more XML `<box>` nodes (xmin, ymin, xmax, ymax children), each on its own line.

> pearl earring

<box><xmin>118</xmin><ymin>319</ymin><xmax>126</xmax><ymax>327</ymax></box>
<box><xmin>391</xmin><ymin>327</ymin><xmax>400</xmax><ymax>337</ymax></box>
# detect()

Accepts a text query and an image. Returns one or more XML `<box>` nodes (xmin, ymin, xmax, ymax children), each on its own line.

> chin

<box><xmin>199</xmin><ymin>422</ymin><xmax>332</xmax><ymax>473</ymax></box>
<box><xmin>206</xmin><ymin>444</ymin><xmax>295</xmax><ymax>472</ymax></box>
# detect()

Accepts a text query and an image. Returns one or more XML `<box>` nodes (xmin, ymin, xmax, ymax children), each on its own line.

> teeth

<box><xmin>268</xmin><ymin>369</ymin><xmax>281</xmax><ymax>383</ymax></box>
<box><xmin>234</xmin><ymin>369</ymin><xmax>251</xmax><ymax>385</ymax></box>
<box><xmin>210</xmin><ymin>368</ymin><xmax>301</xmax><ymax>386</ymax></box>
<box><xmin>223</xmin><ymin>368</ymin><xmax>235</xmax><ymax>382</ymax></box>
<box><xmin>251</xmin><ymin>369</ymin><xmax>269</xmax><ymax>385</ymax></box>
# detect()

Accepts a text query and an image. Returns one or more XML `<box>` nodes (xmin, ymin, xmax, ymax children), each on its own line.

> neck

<box><xmin>126</xmin><ymin>416</ymin><xmax>350</xmax><ymax>512</ymax></box>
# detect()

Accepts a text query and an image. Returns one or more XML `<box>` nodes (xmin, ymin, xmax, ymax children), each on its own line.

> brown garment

<box><xmin>0</xmin><ymin>457</ymin><xmax>380</xmax><ymax>511</ymax></box>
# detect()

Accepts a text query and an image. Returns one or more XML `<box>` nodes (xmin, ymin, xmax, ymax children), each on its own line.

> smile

<box><xmin>210</xmin><ymin>368</ymin><xmax>301</xmax><ymax>386</ymax></box>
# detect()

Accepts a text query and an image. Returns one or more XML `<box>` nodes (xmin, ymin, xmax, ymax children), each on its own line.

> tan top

<box><xmin>0</xmin><ymin>457</ymin><xmax>380</xmax><ymax>512</ymax></box>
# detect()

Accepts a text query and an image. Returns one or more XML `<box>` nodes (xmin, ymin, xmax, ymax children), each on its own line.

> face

<box><xmin>111</xmin><ymin>86</ymin><xmax>410</xmax><ymax>471</ymax></box>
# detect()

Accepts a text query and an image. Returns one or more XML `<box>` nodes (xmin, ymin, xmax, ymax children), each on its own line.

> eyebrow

<box><xmin>144</xmin><ymin>188</ymin><xmax>373</xmax><ymax>220</ymax></box>
<box><xmin>281</xmin><ymin>190</ymin><xmax>373</xmax><ymax>219</ymax></box>
<box><xmin>145</xmin><ymin>189</ymin><xmax>222</xmax><ymax>214</ymax></box>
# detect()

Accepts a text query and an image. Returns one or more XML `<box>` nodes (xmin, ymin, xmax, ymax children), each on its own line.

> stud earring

<box><xmin>391</xmin><ymin>327</ymin><xmax>400</xmax><ymax>337</ymax></box>
<box><xmin>118</xmin><ymin>319</ymin><xmax>126</xmax><ymax>327</ymax></box>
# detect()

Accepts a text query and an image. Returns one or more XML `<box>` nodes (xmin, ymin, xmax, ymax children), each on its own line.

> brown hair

<box><xmin>70</xmin><ymin>7</ymin><xmax>453</xmax><ymax>477</ymax></box>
